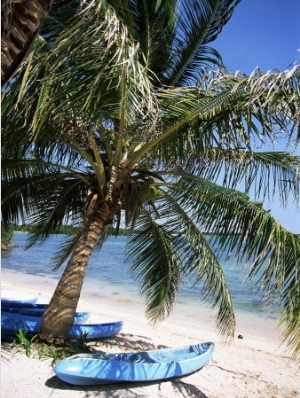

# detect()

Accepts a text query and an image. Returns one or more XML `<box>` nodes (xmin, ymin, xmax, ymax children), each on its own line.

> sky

<box><xmin>213</xmin><ymin>0</ymin><xmax>300</xmax><ymax>233</ymax></box>
<box><xmin>214</xmin><ymin>0</ymin><xmax>299</xmax><ymax>73</ymax></box>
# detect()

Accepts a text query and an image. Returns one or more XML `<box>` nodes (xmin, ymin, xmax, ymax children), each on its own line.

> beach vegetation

<box><xmin>1</xmin><ymin>223</ymin><xmax>14</xmax><ymax>249</ymax></box>
<box><xmin>37</xmin><ymin>334</ymin><xmax>91</xmax><ymax>363</ymax></box>
<box><xmin>1</xmin><ymin>0</ymin><xmax>300</xmax><ymax>357</ymax></box>
<box><xmin>12</xmin><ymin>329</ymin><xmax>39</xmax><ymax>357</ymax></box>
<box><xmin>12</xmin><ymin>329</ymin><xmax>90</xmax><ymax>362</ymax></box>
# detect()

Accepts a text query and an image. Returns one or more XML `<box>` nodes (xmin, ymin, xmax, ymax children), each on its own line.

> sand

<box><xmin>1</xmin><ymin>268</ymin><xmax>299</xmax><ymax>398</ymax></box>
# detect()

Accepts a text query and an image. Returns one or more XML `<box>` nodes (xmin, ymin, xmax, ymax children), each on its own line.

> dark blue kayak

<box><xmin>1</xmin><ymin>311</ymin><xmax>123</xmax><ymax>341</ymax></box>
<box><xmin>2</xmin><ymin>305</ymin><xmax>90</xmax><ymax>324</ymax></box>
<box><xmin>1</xmin><ymin>297</ymin><xmax>38</xmax><ymax>306</ymax></box>
<box><xmin>54</xmin><ymin>342</ymin><xmax>215</xmax><ymax>385</ymax></box>
<box><xmin>1</xmin><ymin>299</ymin><xmax>90</xmax><ymax>324</ymax></box>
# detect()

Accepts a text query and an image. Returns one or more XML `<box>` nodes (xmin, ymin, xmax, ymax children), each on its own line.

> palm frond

<box><xmin>129</xmin><ymin>67</ymin><xmax>300</xmax><ymax>167</ymax></box>
<box><xmin>2</xmin><ymin>0</ymin><xmax>159</xmax><ymax>141</ymax></box>
<box><xmin>51</xmin><ymin>231</ymin><xmax>84</xmax><ymax>271</ymax></box>
<box><xmin>108</xmin><ymin>0</ymin><xmax>177</xmax><ymax>85</ymax></box>
<box><xmin>279</xmin><ymin>268</ymin><xmax>300</xmax><ymax>359</ymax></box>
<box><xmin>158</xmin><ymin>191</ymin><xmax>236</xmax><ymax>338</ymax></box>
<box><xmin>125</xmin><ymin>208</ymin><xmax>182</xmax><ymax>323</ymax></box>
<box><xmin>172</xmin><ymin>172</ymin><xmax>300</xmax><ymax>356</ymax></box>
<box><xmin>166</xmin><ymin>0</ymin><xmax>241</xmax><ymax>85</ymax></box>
<box><xmin>40</xmin><ymin>0</ymin><xmax>85</xmax><ymax>41</ymax></box>
<box><xmin>1</xmin><ymin>157</ymin><xmax>85</xmax><ymax>242</ymax></box>
<box><xmin>43</xmin><ymin>1</ymin><xmax>158</xmax><ymax>124</ymax></box>
<box><xmin>24</xmin><ymin>176</ymin><xmax>85</xmax><ymax>247</ymax></box>
<box><xmin>186</xmin><ymin>149</ymin><xmax>300</xmax><ymax>206</ymax></box>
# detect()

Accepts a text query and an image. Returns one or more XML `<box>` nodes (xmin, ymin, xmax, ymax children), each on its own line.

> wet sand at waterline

<box><xmin>1</xmin><ymin>269</ymin><xmax>299</xmax><ymax>397</ymax></box>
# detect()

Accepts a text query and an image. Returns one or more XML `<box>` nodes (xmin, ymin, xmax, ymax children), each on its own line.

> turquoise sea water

<box><xmin>1</xmin><ymin>232</ymin><xmax>277</xmax><ymax>319</ymax></box>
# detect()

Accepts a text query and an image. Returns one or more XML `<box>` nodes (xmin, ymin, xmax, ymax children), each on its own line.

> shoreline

<box><xmin>1</xmin><ymin>268</ymin><xmax>300</xmax><ymax>397</ymax></box>
<box><xmin>1</xmin><ymin>267</ymin><xmax>286</xmax><ymax>350</ymax></box>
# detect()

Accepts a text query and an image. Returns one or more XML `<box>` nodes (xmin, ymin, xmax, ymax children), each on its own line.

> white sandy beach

<box><xmin>1</xmin><ymin>268</ymin><xmax>300</xmax><ymax>398</ymax></box>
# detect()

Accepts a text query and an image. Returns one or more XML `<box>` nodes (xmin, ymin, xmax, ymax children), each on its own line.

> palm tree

<box><xmin>1</xmin><ymin>0</ymin><xmax>300</xmax><ymax>357</ymax></box>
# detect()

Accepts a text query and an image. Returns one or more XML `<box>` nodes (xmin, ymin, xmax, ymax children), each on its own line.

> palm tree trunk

<box><xmin>1</xmin><ymin>0</ymin><xmax>53</xmax><ymax>86</ymax></box>
<box><xmin>40</xmin><ymin>194</ymin><xmax>110</xmax><ymax>344</ymax></box>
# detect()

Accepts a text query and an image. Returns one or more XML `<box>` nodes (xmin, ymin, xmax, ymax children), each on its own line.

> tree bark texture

<box><xmin>1</xmin><ymin>0</ymin><xmax>53</xmax><ymax>86</ymax></box>
<box><xmin>40</xmin><ymin>194</ymin><xmax>110</xmax><ymax>344</ymax></box>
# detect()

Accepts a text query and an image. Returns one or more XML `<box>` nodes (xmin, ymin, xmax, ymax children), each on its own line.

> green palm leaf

<box><xmin>126</xmin><ymin>208</ymin><xmax>182</xmax><ymax>323</ymax></box>
<box><xmin>171</xmin><ymin>173</ymin><xmax>300</xmax><ymax>337</ymax></box>
<box><xmin>166</xmin><ymin>0</ymin><xmax>241</xmax><ymax>85</ymax></box>
<box><xmin>186</xmin><ymin>149</ymin><xmax>300</xmax><ymax>206</ymax></box>
<box><xmin>157</xmin><ymin>190</ymin><xmax>236</xmax><ymax>338</ymax></box>
<box><xmin>128</xmin><ymin>67</ymin><xmax>300</xmax><ymax>168</ymax></box>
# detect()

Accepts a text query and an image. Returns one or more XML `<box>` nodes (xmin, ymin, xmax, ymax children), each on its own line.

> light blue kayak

<box><xmin>2</xmin><ymin>305</ymin><xmax>90</xmax><ymax>324</ymax></box>
<box><xmin>1</xmin><ymin>311</ymin><xmax>123</xmax><ymax>341</ymax></box>
<box><xmin>54</xmin><ymin>342</ymin><xmax>215</xmax><ymax>385</ymax></box>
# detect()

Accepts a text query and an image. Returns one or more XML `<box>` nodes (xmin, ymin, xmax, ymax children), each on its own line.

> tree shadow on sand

<box><xmin>46</xmin><ymin>333</ymin><xmax>209</xmax><ymax>397</ymax></box>
<box><xmin>90</xmin><ymin>332</ymin><xmax>168</xmax><ymax>352</ymax></box>
<box><xmin>46</xmin><ymin>374</ymin><xmax>209</xmax><ymax>398</ymax></box>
